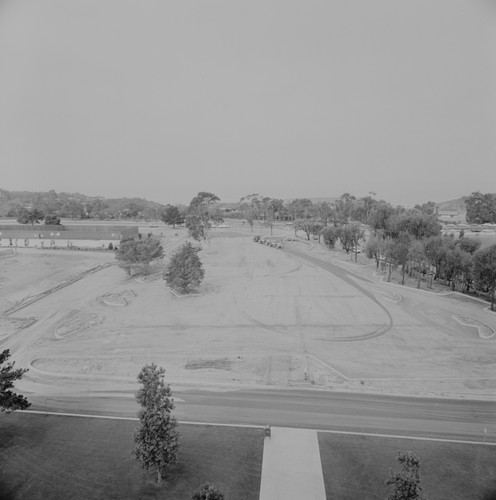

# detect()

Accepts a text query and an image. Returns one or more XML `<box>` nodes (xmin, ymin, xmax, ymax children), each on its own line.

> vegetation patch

<box><xmin>185</xmin><ymin>358</ymin><xmax>232</xmax><ymax>370</ymax></box>
<box><xmin>0</xmin><ymin>413</ymin><xmax>263</xmax><ymax>500</ymax></box>
<box><xmin>318</xmin><ymin>433</ymin><xmax>496</xmax><ymax>500</ymax></box>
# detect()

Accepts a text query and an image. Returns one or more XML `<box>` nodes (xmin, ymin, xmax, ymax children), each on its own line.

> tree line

<box><xmin>5</xmin><ymin>187</ymin><xmax>494</xmax><ymax>227</ymax></box>
<box><xmin>8</xmin><ymin>187</ymin><xmax>496</xmax><ymax>309</ymax></box>
<box><xmin>0</xmin><ymin>188</ymin><xmax>167</xmax><ymax>221</ymax></box>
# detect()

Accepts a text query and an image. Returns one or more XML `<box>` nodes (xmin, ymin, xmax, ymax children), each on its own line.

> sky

<box><xmin>0</xmin><ymin>0</ymin><xmax>495</xmax><ymax>206</ymax></box>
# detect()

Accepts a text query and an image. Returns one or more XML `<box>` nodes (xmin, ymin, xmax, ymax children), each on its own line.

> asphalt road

<box><xmin>28</xmin><ymin>388</ymin><xmax>496</xmax><ymax>444</ymax></box>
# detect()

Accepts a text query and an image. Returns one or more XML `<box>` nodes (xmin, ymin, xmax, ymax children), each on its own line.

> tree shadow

<box><xmin>482</xmin><ymin>490</ymin><xmax>496</xmax><ymax>500</ymax></box>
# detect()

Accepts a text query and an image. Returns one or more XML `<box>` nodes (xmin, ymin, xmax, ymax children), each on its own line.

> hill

<box><xmin>436</xmin><ymin>196</ymin><xmax>468</xmax><ymax>212</ymax></box>
<box><xmin>0</xmin><ymin>188</ymin><xmax>166</xmax><ymax>220</ymax></box>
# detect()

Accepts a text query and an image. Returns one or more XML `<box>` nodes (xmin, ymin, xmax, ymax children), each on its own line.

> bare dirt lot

<box><xmin>1</xmin><ymin>225</ymin><xmax>495</xmax><ymax>402</ymax></box>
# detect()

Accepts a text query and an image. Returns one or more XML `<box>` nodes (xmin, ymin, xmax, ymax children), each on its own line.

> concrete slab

<box><xmin>259</xmin><ymin>427</ymin><xmax>327</xmax><ymax>500</ymax></box>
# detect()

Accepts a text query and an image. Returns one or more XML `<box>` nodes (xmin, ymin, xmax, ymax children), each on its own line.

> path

<box><xmin>259</xmin><ymin>426</ymin><xmax>327</xmax><ymax>500</ymax></box>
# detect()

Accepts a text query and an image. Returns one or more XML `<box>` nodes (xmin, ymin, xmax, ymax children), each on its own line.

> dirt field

<box><xmin>1</xmin><ymin>224</ymin><xmax>495</xmax><ymax>402</ymax></box>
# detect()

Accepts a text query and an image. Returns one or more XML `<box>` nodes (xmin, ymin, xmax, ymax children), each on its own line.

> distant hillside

<box><xmin>437</xmin><ymin>197</ymin><xmax>468</xmax><ymax>212</ymax></box>
<box><xmin>437</xmin><ymin>194</ymin><xmax>496</xmax><ymax>213</ymax></box>
<box><xmin>283</xmin><ymin>197</ymin><xmax>338</xmax><ymax>204</ymax></box>
<box><xmin>0</xmin><ymin>188</ymin><xmax>166</xmax><ymax>220</ymax></box>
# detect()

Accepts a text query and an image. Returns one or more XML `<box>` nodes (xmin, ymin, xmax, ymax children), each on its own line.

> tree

<box><xmin>187</xmin><ymin>192</ymin><xmax>220</xmax><ymax>240</ymax></box>
<box><xmin>365</xmin><ymin>234</ymin><xmax>384</xmax><ymax>270</ymax></box>
<box><xmin>1</xmin><ymin>349</ymin><xmax>30</xmax><ymax>412</ymax></box>
<box><xmin>391</xmin><ymin>232</ymin><xmax>412</xmax><ymax>285</ymax></box>
<box><xmin>161</xmin><ymin>205</ymin><xmax>185</xmax><ymax>228</ymax></box>
<box><xmin>286</xmin><ymin>198</ymin><xmax>314</xmax><ymax>220</ymax></box>
<box><xmin>382</xmin><ymin>238</ymin><xmax>397</xmax><ymax>282</ymax></box>
<box><xmin>164</xmin><ymin>242</ymin><xmax>205</xmax><ymax>293</ymax></box>
<box><xmin>60</xmin><ymin>199</ymin><xmax>85</xmax><ymax>219</ymax></box>
<box><xmin>88</xmin><ymin>198</ymin><xmax>110</xmax><ymax>220</ymax></box>
<box><xmin>407</xmin><ymin>240</ymin><xmax>425</xmax><ymax>289</ymax></box>
<box><xmin>316</xmin><ymin>201</ymin><xmax>334</xmax><ymax>227</ymax></box>
<box><xmin>17</xmin><ymin>208</ymin><xmax>44</xmax><ymax>225</ymax></box>
<box><xmin>443</xmin><ymin>247</ymin><xmax>472</xmax><ymax>291</ymax></box>
<box><xmin>322</xmin><ymin>226</ymin><xmax>340</xmax><ymax>249</ymax></box>
<box><xmin>133</xmin><ymin>364</ymin><xmax>181</xmax><ymax>484</ymax></box>
<box><xmin>294</xmin><ymin>219</ymin><xmax>314</xmax><ymax>240</ymax></box>
<box><xmin>44</xmin><ymin>214</ymin><xmax>61</xmax><ymax>225</ymax></box>
<box><xmin>368</xmin><ymin>201</ymin><xmax>397</xmax><ymax>235</ymax></box>
<box><xmin>456</xmin><ymin>236</ymin><xmax>481</xmax><ymax>255</ymax></box>
<box><xmin>339</xmin><ymin>223</ymin><xmax>365</xmax><ymax>261</ymax></box>
<box><xmin>465</xmin><ymin>191</ymin><xmax>496</xmax><ymax>224</ymax></box>
<box><xmin>424</xmin><ymin>235</ymin><xmax>455</xmax><ymax>281</ymax></box>
<box><xmin>385</xmin><ymin>451</ymin><xmax>426</xmax><ymax>500</ymax></box>
<box><xmin>386</xmin><ymin>210</ymin><xmax>441</xmax><ymax>241</ymax></box>
<box><xmin>413</xmin><ymin>201</ymin><xmax>437</xmax><ymax>216</ymax></box>
<box><xmin>334</xmin><ymin>193</ymin><xmax>356</xmax><ymax>224</ymax></box>
<box><xmin>115</xmin><ymin>237</ymin><xmax>164</xmax><ymax>275</ymax></box>
<box><xmin>191</xmin><ymin>483</ymin><xmax>225</xmax><ymax>500</ymax></box>
<box><xmin>185</xmin><ymin>214</ymin><xmax>206</xmax><ymax>241</ymax></box>
<box><xmin>473</xmin><ymin>244</ymin><xmax>496</xmax><ymax>311</ymax></box>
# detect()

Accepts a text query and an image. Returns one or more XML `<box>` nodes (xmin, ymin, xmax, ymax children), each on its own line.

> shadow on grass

<box><xmin>482</xmin><ymin>489</ymin><xmax>496</xmax><ymax>500</ymax></box>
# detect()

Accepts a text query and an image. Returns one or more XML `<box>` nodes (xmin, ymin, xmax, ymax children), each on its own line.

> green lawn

<box><xmin>318</xmin><ymin>433</ymin><xmax>496</xmax><ymax>500</ymax></box>
<box><xmin>0</xmin><ymin>413</ymin><xmax>263</xmax><ymax>500</ymax></box>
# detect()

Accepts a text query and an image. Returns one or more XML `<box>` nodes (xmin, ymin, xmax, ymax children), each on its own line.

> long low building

<box><xmin>0</xmin><ymin>224</ymin><xmax>139</xmax><ymax>249</ymax></box>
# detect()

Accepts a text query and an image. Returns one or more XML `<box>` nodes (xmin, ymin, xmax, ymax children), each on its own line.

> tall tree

<box><xmin>322</xmin><ymin>226</ymin><xmax>341</xmax><ymax>249</ymax></box>
<box><xmin>286</xmin><ymin>198</ymin><xmax>314</xmax><ymax>220</ymax></box>
<box><xmin>61</xmin><ymin>199</ymin><xmax>85</xmax><ymax>219</ymax></box>
<box><xmin>161</xmin><ymin>205</ymin><xmax>185</xmax><ymax>228</ymax></box>
<box><xmin>365</xmin><ymin>234</ymin><xmax>384</xmax><ymax>270</ymax></box>
<box><xmin>407</xmin><ymin>240</ymin><xmax>425</xmax><ymax>289</ymax></box>
<box><xmin>368</xmin><ymin>201</ymin><xmax>396</xmax><ymax>235</ymax></box>
<box><xmin>133</xmin><ymin>364</ymin><xmax>181</xmax><ymax>484</ymax></box>
<box><xmin>413</xmin><ymin>201</ymin><xmax>438</xmax><ymax>216</ymax></box>
<box><xmin>424</xmin><ymin>235</ymin><xmax>455</xmax><ymax>280</ymax></box>
<box><xmin>17</xmin><ymin>208</ymin><xmax>44</xmax><ymax>225</ymax></box>
<box><xmin>385</xmin><ymin>451</ymin><xmax>426</xmax><ymax>500</ymax></box>
<box><xmin>187</xmin><ymin>192</ymin><xmax>220</xmax><ymax>240</ymax></box>
<box><xmin>115</xmin><ymin>237</ymin><xmax>164</xmax><ymax>275</ymax></box>
<box><xmin>443</xmin><ymin>247</ymin><xmax>472</xmax><ymax>291</ymax></box>
<box><xmin>456</xmin><ymin>236</ymin><xmax>481</xmax><ymax>255</ymax></box>
<box><xmin>164</xmin><ymin>242</ymin><xmax>205</xmax><ymax>293</ymax></box>
<box><xmin>339</xmin><ymin>223</ymin><xmax>365</xmax><ymax>261</ymax></box>
<box><xmin>316</xmin><ymin>201</ymin><xmax>334</xmax><ymax>227</ymax></box>
<box><xmin>1</xmin><ymin>349</ymin><xmax>30</xmax><ymax>412</ymax></box>
<box><xmin>334</xmin><ymin>193</ymin><xmax>356</xmax><ymax>223</ymax></box>
<box><xmin>88</xmin><ymin>198</ymin><xmax>110</xmax><ymax>220</ymax></box>
<box><xmin>465</xmin><ymin>191</ymin><xmax>496</xmax><ymax>224</ymax></box>
<box><xmin>473</xmin><ymin>244</ymin><xmax>496</xmax><ymax>311</ymax></box>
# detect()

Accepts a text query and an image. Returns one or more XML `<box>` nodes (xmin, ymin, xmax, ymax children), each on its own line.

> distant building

<box><xmin>438</xmin><ymin>210</ymin><xmax>459</xmax><ymax>219</ymax></box>
<box><xmin>0</xmin><ymin>224</ymin><xmax>138</xmax><ymax>249</ymax></box>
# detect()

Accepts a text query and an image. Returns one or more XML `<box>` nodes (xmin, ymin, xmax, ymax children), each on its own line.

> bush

<box><xmin>191</xmin><ymin>482</ymin><xmax>225</xmax><ymax>500</ymax></box>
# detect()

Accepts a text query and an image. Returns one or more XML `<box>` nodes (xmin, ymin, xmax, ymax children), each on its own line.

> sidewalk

<box><xmin>259</xmin><ymin>427</ymin><xmax>327</xmax><ymax>500</ymax></box>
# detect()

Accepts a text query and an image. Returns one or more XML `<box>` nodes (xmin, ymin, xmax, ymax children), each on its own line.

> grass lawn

<box><xmin>318</xmin><ymin>433</ymin><xmax>496</xmax><ymax>500</ymax></box>
<box><xmin>0</xmin><ymin>413</ymin><xmax>263</xmax><ymax>500</ymax></box>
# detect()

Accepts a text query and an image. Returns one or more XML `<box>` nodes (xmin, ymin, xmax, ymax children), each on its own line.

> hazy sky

<box><xmin>0</xmin><ymin>0</ymin><xmax>495</xmax><ymax>206</ymax></box>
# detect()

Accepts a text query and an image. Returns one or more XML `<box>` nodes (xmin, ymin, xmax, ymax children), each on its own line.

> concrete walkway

<box><xmin>259</xmin><ymin>427</ymin><xmax>327</xmax><ymax>500</ymax></box>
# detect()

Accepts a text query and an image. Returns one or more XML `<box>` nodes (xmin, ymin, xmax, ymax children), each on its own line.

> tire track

<box><xmin>283</xmin><ymin>246</ymin><xmax>393</xmax><ymax>341</ymax></box>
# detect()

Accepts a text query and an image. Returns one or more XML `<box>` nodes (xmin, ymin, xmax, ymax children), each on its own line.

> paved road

<box><xmin>28</xmin><ymin>389</ymin><xmax>496</xmax><ymax>444</ymax></box>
